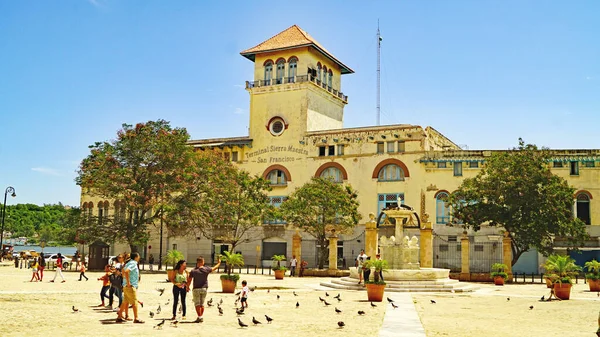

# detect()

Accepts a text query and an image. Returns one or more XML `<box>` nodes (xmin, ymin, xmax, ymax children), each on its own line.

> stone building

<box><xmin>80</xmin><ymin>25</ymin><xmax>600</xmax><ymax>273</ymax></box>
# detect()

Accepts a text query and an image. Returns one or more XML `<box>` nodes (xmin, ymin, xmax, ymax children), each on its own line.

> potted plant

<box><xmin>585</xmin><ymin>260</ymin><xmax>600</xmax><ymax>292</ymax></box>
<box><xmin>271</xmin><ymin>254</ymin><xmax>288</xmax><ymax>280</ymax></box>
<box><xmin>165</xmin><ymin>249</ymin><xmax>184</xmax><ymax>282</ymax></box>
<box><xmin>219</xmin><ymin>251</ymin><xmax>244</xmax><ymax>293</ymax></box>
<box><xmin>490</xmin><ymin>263</ymin><xmax>508</xmax><ymax>286</ymax></box>
<box><xmin>363</xmin><ymin>259</ymin><xmax>388</xmax><ymax>302</ymax></box>
<box><xmin>543</xmin><ymin>254</ymin><xmax>582</xmax><ymax>300</ymax></box>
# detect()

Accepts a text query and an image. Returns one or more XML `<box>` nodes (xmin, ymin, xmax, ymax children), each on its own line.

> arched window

<box><xmin>576</xmin><ymin>193</ymin><xmax>591</xmax><ymax>225</ymax></box>
<box><xmin>264</xmin><ymin>61</ymin><xmax>273</xmax><ymax>85</ymax></box>
<box><xmin>377</xmin><ymin>164</ymin><xmax>405</xmax><ymax>181</ymax></box>
<box><xmin>328</xmin><ymin>70</ymin><xmax>333</xmax><ymax>88</ymax></box>
<box><xmin>276</xmin><ymin>59</ymin><xmax>285</xmax><ymax>84</ymax></box>
<box><xmin>322</xmin><ymin>66</ymin><xmax>327</xmax><ymax>85</ymax></box>
<box><xmin>320</xmin><ymin>167</ymin><xmax>343</xmax><ymax>183</ymax></box>
<box><xmin>267</xmin><ymin>169</ymin><xmax>287</xmax><ymax>185</ymax></box>
<box><xmin>288</xmin><ymin>57</ymin><xmax>297</xmax><ymax>82</ymax></box>
<box><xmin>435</xmin><ymin>192</ymin><xmax>450</xmax><ymax>224</ymax></box>
<box><xmin>317</xmin><ymin>63</ymin><xmax>322</xmax><ymax>83</ymax></box>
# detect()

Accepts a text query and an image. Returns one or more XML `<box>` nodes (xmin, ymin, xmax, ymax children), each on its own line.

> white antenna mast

<box><xmin>377</xmin><ymin>20</ymin><xmax>382</xmax><ymax>126</ymax></box>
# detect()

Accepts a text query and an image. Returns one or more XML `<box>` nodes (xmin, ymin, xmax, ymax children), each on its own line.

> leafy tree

<box><xmin>76</xmin><ymin>120</ymin><xmax>197</xmax><ymax>252</ymax></box>
<box><xmin>170</xmin><ymin>150</ymin><xmax>274</xmax><ymax>254</ymax></box>
<box><xmin>164</xmin><ymin>249</ymin><xmax>185</xmax><ymax>269</ymax></box>
<box><xmin>2</xmin><ymin>203</ymin><xmax>77</xmax><ymax>245</ymax></box>
<box><xmin>280</xmin><ymin>177</ymin><xmax>361</xmax><ymax>269</ymax></box>
<box><xmin>449</xmin><ymin>138</ymin><xmax>588</xmax><ymax>265</ymax></box>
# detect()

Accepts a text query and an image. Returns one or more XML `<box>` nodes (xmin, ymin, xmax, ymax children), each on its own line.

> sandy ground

<box><xmin>0</xmin><ymin>263</ymin><xmax>385</xmax><ymax>337</ymax></box>
<box><xmin>414</xmin><ymin>283</ymin><xmax>599</xmax><ymax>337</ymax></box>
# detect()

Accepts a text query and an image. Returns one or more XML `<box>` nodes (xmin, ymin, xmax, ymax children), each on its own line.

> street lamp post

<box><xmin>1</xmin><ymin>187</ymin><xmax>16</xmax><ymax>251</ymax></box>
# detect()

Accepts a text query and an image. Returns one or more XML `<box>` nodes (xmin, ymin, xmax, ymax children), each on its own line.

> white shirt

<box><xmin>242</xmin><ymin>285</ymin><xmax>249</xmax><ymax>298</ymax></box>
<box><xmin>290</xmin><ymin>258</ymin><xmax>297</xmax><ymax>267</ymax></box>
<box><xmin>356</xmin><ymin>253</ymin><xmax>368</xmax><ymax>267</ymax></box>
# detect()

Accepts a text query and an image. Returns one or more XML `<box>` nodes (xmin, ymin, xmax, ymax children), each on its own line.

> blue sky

<box><xmin>0</xmin><ymin>1</ymin><xmax>598</xmax><ymax>206</ymax></box>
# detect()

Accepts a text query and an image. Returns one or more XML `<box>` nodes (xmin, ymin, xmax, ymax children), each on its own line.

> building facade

<box><xmin>80</xmin><ymin>25</ymin><xmax>600</xmax><ymax>272</ymax></box>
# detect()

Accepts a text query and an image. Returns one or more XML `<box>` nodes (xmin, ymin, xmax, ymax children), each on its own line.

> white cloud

<box><xmin>586</xmin><ymin>76</ymin><xmax>593</xmax><ymax>80</ymax></box>
<box><xmin>234</xmin><ymin>108</ymin><xmax>245</xmax><ymax>115</ymax></box>
<box><xmin>31</xmin><ymin>167</ymin><xmax>62</xmax><ymax>176</ymax></box>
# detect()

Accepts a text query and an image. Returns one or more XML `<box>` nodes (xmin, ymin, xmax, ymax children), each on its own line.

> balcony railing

<box><xmin>245</xmin><ymin>74</ymin><xmax>348</xmax><ymax>102</ymax></box>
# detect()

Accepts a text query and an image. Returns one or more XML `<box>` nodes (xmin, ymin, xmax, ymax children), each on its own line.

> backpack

<box><xmin>109</xmin><ymin>270</ymin><xmax>123</xmax><ymax>289</ymax></box>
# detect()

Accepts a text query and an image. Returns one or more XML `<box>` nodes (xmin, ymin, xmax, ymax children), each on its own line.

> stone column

<box><xmin>365</xmin><ymin>213</ymin><xmax>378</xmax><ymax>259</ymax></box>
<box><xmin>419</xmin><ymin>219</ymin><xmax>433</xmax><ymax>268</ymax></box>
<box><xmin>460</xmin><ymin>231</ymin><xmax>470</xmax><ymax>281</ymax></box>
<box><xmin>292</xmin><ymin>231</ymin><xmax>302</xmax><ymax>261</ymax></box>
<box><xmin>328</xmin><ymin>235</ymin><xmax>338</xmax><ymax>270</ymax></box>
<box><xmin>502</xmin><ymin>231</ymin><xmax>513</xmax><ymax>282</ymax></box>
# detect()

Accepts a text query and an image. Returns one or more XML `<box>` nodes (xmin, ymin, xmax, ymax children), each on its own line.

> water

<box><xmin>11</xmin><ymin>245</ymin><xmax>77</xmax><ymax>256</ymax></box>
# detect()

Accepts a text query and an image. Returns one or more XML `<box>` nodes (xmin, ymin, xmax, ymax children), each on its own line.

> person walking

<box><xmin>290</xmin><ymin>255</ymin><xmax>298</xmax><ymax>277</ymax></box>
<box><xmin>187</xmin><ymin>256</ymin><xmax>221</xmax><ymax>323</ymax></box>
<box><xmin>30</xmin><ymin>259</ymin><xmax>40</xmax><ymax>282</ymax></box>
<box><xmin>38</xmin><ymin>255</ymin><xmax>46</xmax><ymax>281</ymax></box>
<box><xmin>97</xmin><ymin>264</ymin><xmax>111</xmax><ymax>307</ymax></box>
<box><xmin>171</xmin><ymin>260</ymin><xmax>188</xmax><ymax>320</ymax></box>
<box><xmin>356</xmin><ymin>249</ymin><xmax>368</xmax><ymax>285</ymax></box>
<box><xmin>117</xmin><ymin>252</ymin><xmax>143</xmax><ymax>324</ymax></box>
<box><xmin>50</xmin><ymin>253</ymin><xmax>66</xmax><ymax>283</ymax></box>
<box><xmin>148</xmin><ymin>254</ymin><xmax>154</xmax><ymax>271</ymax></box>
<box><xmin>108</xmin><ymin>254</ymin><xmax>124</xmax><ymax>310</ymax></box>
<box><xmin>79</xmin><ymin>262</ymin><xmax>89</xmax><ymax>281</ymax></box>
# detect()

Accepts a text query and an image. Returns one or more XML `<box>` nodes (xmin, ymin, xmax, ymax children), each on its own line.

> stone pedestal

<box><xmin>380</xmin><ymin>235</ymin><xmax>420</xmax><ymax>270</ymax></box>
<box><xmin>365</xmin><ymin>213</ymin><xmax>378</xmax><ymax>259</ymax></box>
<box><xmin>460</xmin><ymin>232</ymin><xmax>470</xmax><ymax>281</ymax></box>
<box><xmin>420</xmin><ymin>221</ymin><xmax>433</xmax><ymax>268</ymax></box>
<box><xmin>292</xmin><ymin>231</ymin><xmax>302</xmax><ymax>262</ymax></box>
<box><xmin>328</xmin><ymin>236</ymin><xmax>338</xmax><ymax>270</ymax></box>
<box><xmin>502</xmin><ymin>232</ymin><xmax>513</xmax><ymax>281</ymax></box>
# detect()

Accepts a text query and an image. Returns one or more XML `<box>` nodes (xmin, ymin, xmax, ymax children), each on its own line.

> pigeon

<box><xmin>276</xmin><ymin>295</ymin><xmax>280</xmax><ymax>300</ymax></box>
<box><xmin>149</xmin><ymin>311</ymin><xmax>155</xmax><ymax>318</ymax></box>
<box><xmin>358</xmin><ymin>310</ymin><xmax>366</xmax><ymax>315</ymax></box>
<box><xmin>324</xmin><ymin>300</ymin><xmax>331</xmax><ymax>306</ymax></box>
<box><xmin>391</xmin><ymin>303</ymin><xmax>398</xmax><ymax>309</ymax></box>
<box><xmin>293</xmin><ymin>291</ymin><xmax>298</xmax><ymax>296</ymax></box>
<box><xmin>597</xmin><ymin>292</ymin><xmax>599</xmax><ymax>298</ymax></box>
<box><xmin>529</xmin><ymin>306</ymin><xmax>534</xmax><ymax>310</ymax></box>
<box><xmin>157</xmin><ymin>304</ymin><xmax>162</xmax><ymax>314</ymax></box>
<box><xmin>218</xmin><ymin>307</ymin><xmax>224</xmax><ymax>316</ymax></box>
<box><xmin>325</xmin><ymin>292</ymin><xmax>329</xmax><ymax>297</ymax></box>
<box><xmin>430</xmin><ymin>300</ymin><xmax>436</xmax><ymax>304</ymax></box>
<box><xmin>319</xmin><ymin>297</ymin><xmax>325</xmax><ymax>302</ymax></box>
<box><xmin>296</xmin><ymin>301</ymin><xmax>300</xmax><ymax>308</ymax></box>
<box><xmin>540</xmin><ymin>295</ymin><xmax>545</xmax><ymax>301</ymax></box>
<box><xmin>207</xmin><ymin>298</ymin><xmax>213</xmax><ymax>306</ymax></box>
<box><xmin>72</xmin><ymin>306</ymin><xmax>79</xmax><ymax>313</ymax></box>
<box><xmin>235</xmin><ymin>291</ymin><xmax>241</xmax><ymax>296</ymax></box>
<box><xmin>337</xmin><ymin>321</ymin><xmax>345</xmax><ymax>328</ymax></box>
<box><xmin>171</xmin><ymin>320</ymin><xmax>179</xmax><ymax>327</ymax></box>
<box><xmin>370</xmin><ymin>302</ymin><xmax>377</xmax><ymax>308</ymax></box>
<box><xmin>154</xmin><ymin>319</ymin><xmax>165</xmax><ymax>329</ymax></box>
<box><xmin>236</xmin><ymin>308</ymin><xmax>245</xmax><ymax>315</ymax></box>
<box><xmin>335</xmin><ymin>307</ymin><xmax>342</xmax><ymax>314</ymax></box>
<box><xmin>265</xmin><ymin>315</ymin><xmax>273</xmax><ymax>323</ymax></box>
<box><xmin>238</xmin><ymin>318</ymin><xmax>248</xmax><ymax>328</ymax></box>
<box><xmin>336</xmin><ymin>297</ymin><xmax>342</xmax><ymax>302</ymax></box>
<box><xmin>507</xmin><ymin>297</ymin><xmax>510</xmax><ymax>301</ymax></box>
<box><xmin>267</xmin><ymin>289</ymin><xmax>270</xmax><ymax>293</ymax></box>
<box><xmin>387</xmin><ymin>297</ymin><xmax>394</xmax><ymax>303</ymax></box>
<box><xmin>334</xmin><ymin>293</ymin><xmax>341</xmax><ymax>299</ymax></box>
<box><xmin>250</xmin><ymin>286</ymin><xmax>256</xmax><ymax>292</ymax></box>
<box><xmin>165</xmin><ymin>299</ymin><xmax>170</xmax><ymax>305</ymax></box>
<box><xmin>219</xmin><ymin>299</ymin><xmax>223</xmax><ymax>305</ymax></box>
<box><xmin>157</xmin><ymin>288</ymin><xmax>165</xmax><ymax>296</ymax></box>
<box><xmin>252</xmin><ymin>316</ymin><xmax>262</xmax><ymax>325</ymax></box>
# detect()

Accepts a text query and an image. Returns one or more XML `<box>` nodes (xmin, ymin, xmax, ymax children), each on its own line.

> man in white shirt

<box><xmin>356</xmin><ymin>250</ymin><xmax>368</xmax><ymax>285</ymax></box>
<box><xmin>290</xmin><ymin>255</ymin><xmax>298</xmax><ymax>277</ymax></box>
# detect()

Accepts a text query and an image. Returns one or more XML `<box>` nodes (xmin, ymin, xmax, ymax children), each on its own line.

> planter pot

<box><xmin>220</xmin><ymin>278</ymin><xmax>237</xmax><ymax>293</ymax></box>
<box><xmin>274</xmin><ymin>269</ymin><xmax>285</xmax><ymax>280</ymax></box>
<box><xmin>493</xmin><ymin>276</ymin><xmax>505</xmax><ymax>286</ymax></box>
<box><xmin>545</xmin><ymin>278</ymin><xmax>553</xmax><ymax>288</ymax></box>
<box><xmin>366</xmin><ymin>283</ymin><xmax>386</xmax><ymax>302</ymax></box>
<box><xmin>588</xmin><ymin>279</ymin><xmax>600</xmax><ymax>292</ymax></box>
<box><xmin>553</xmin><ymin>282</ymin><xmax>572</xmax><ymax>300</ymax></box>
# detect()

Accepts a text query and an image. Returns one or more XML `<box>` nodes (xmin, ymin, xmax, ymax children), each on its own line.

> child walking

<box><xmin>98</xmin><ymin>264</ymin><xmax>111</xmax><ymax>307</ymax></box>
<box><xmin>30</xmin><ymin>259</ymin><xmax>40</xmax><ymax>282</ymax></box>
<box><xmin>240</xmin><ymin>280</ymin><xmax>249</xmax><ymax>309</ymax></box>
<box><xmin>79</xmin><ymin>262</ymin><xmax>89</xmax><ymax>281</ymax></box>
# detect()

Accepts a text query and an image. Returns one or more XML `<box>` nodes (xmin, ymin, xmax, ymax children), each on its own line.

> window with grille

<box><xmin>376</xmin><ymin>142</ymin><xmax>384</xmax><ymax>154</ymax></box>
<box><xmin>231</xmin><ymin>151</ymin><xmax>238</xmax><ymax>162</ymax></box>
<box><xmin>387</xmin><ymin>141</ymin><xmax>395</xmax><ymax>153</ymax></box>
<box><xmin>320</xmin><ymin>167</ymin><xmax>343</xmax><ymax>183</ymax></box>
<box><xmin>585</xmin><ymin>161</ymin><xmax>595</xmax><ymax>168</ymax></box>
<box><xmin>337</xmin><ymin>145</ymin><xmax>344</xmax><ymax>156</ymax></box>
<box><xmin>377</xmin><ymin>164</ymin><xmax>405</xmax><ymax>181</ymax></box>
<box><xmin>263</xmin><ymin>196</ymin><xmax>287</xmax><ymax>224</ymax></box>
<box><xmin>266</xmin><ymin>170</ymin><xmax>287</xmax><ymax>185</ymax></box>
<box><xmin>576</xmin><ymin>193</ymin><xmax>591</xmax><ymax>225</ymax></box>
<box><xmin>474</xmin><ymin>245</ymin><xmax>484</xmax><ymax>252</ymax></box>
<box><xmin>454</xmin><ymin>162</ymin><xmax>463</xmax><ymax>176</ymax></box>
<box><xmin>469</xmin><ymin>162</ymin><xmax>478</xmax><ymax>168</ymax></box>
<box><xmin>553</xmin><ymin>161</ymin><xmax>564</xmax><ymax>168</ymax></box>
<box><xmin>437</xmin><ymin>162</ymin><xmax>447</xmax><ymax>168</ymax></box>
<box><xmin>377</xmin><ymin>193</ymin><xmax>404</xmax><ymax>220</ymax></box>
<box><xmin>436</xmin><ymin>192</ymin><xmax>450</xmax><ymax>224</ymax></box>
<box><xmin>570</xmin><ymin>161</ymin><xmax>579</xmax><ymax>175</ymax></box>
<box><xmin>398</xmin><ymin>141</ymin><xmax>405</xmax><ymax>153</ymax></box>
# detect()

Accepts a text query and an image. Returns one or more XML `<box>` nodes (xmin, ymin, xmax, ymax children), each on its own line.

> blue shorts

<box><xmin>241</xmin><ymin>297</ymin><xmax>247</xmax><ymax>303</ymax></box>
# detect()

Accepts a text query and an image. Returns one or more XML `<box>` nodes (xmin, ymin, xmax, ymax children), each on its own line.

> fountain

<box><xmin>320</xmin><ymin>202</ymin><xmax>477</xmax><ymax>293</ymax></box>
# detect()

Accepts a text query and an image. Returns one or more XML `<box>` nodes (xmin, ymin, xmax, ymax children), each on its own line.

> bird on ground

<box><xmin>324</xmin><ymin>300</ymin><xmax>331</xmax><ymax>306</ymax></box>
<box><xmin>157</xmin><ymin>288</ymin><xmax>165</xmax><ymax>296</ymax></box>
<box><xmin>251</xmin><ymin>286</ymin><xmax>256</xmax><ymax>292</ymax></box>
<box><xmin>597</xmin><ymin>292</ymin><xmax>599</xmax><ymax>297</ymax></box>
<box><xmin>334</xmin><ymin>293</ymin><xmax>341</xmax><ymax>299</ymax></box>
<box><xmin>370</xmin><ymin>302</ymin><xmax>377</xmax><ymax>308</ymax></box>
<box><xmin>207</xmin><ymin>298</ymin><xmax>213</xmax><ymax>306</ymax></box>
<box><xmin>387</xmin><ymin>297</ymin><xmax>394</xmax><ymax>303</ymax></box>
<box><xmin>219</xmin><ymin>299</ymin><xmax>223</xmax><ymax>305</ymax></box>
<box><xmin>171</xmin><ymin>320</ymin><xmax>179</xmax><ymax>327</ymax></box>
<box><xmin>235</xmin><ymin>291</ymin><xmax>241</xmax><ymax>296</ymax></box>
<box><xmin>336</xmin><ymin>297</ymin><xmax>342</xmax><ymax>302</ymax></box>
<box><xmin>154</xmin><ymin>319</ymin><xmax>165</xmax><ymax>329</ymax></box>
<box><xmin>337</xmin><ymin>321</ymin><xmax>345</xmax><ymax>328</ymax></box>
<box><xmin>238</xmin><ymin>318</ymin><xmax>248</xmax><ymax>328</ymax></box>
<box><xmin>325</xmin><ymin>292</ymin><xmax>329</xmax><ymax>297</ymax></box>
<box><xmin>529</xmin><ymin>306</ymin><xmax>534</xmax><ymax>310</ymax></box>
<box><xmin>207</xmin><ymin>301</ymin><xmax>213</xmax><ymax>307</ymax></box>
<box><xmin>165</xmin><ymin>299</ymin><xmax>170</xmax><ymax>305</ymax></box>
<box><xmin>265</xmin><ymin>315</ymin><xmax>273</xmax><ymax>323</ymax></box>
<box><xmin>391</xmin><ymin>303</ymin><xmax>398</xmax><ymax>309</ymax></box>
<box><xmin>540</xmin><ymin>295</ymin><xmax>545</xmax><ymax>301</ymax></box>
<box><xmin>335</xmin><ymin>307</ymin><xmax>342</xmax><ymax>314</ymax></box>
<box><xmin>507</xmin><ymin>297</ymin><xmax>510</xmax><ymax>301</ymax></box>
<box><xmin>149</xmin><ymin>311</ymin><xmax>155</xmax><ymax>318</ymax></box>
<box><xmin>236</xmin><ymin>308</ymin><xmax>245</xmax><ymax>315</ymax></box>
<box><xmin>218</xmin><ymin>307</ymin><xmax>224</xmax><ymax>316</ymax></box>
<box><xmin>157</xmin><ymin>304</ymin><xmax>162</xmax><ymax>314</ymax></box>
<box><xmin>296</xmin><ymin>301</ymin><xmax>300</xmax><ymax>308</ymax></box>
<box><xmin>319</xmin><ymin>297</ymin><xmax>325</xmax><ymax>302</ymax></box>
<box><xmin>276</xmin><ymin>295</ymin><xmax>280</xmax><ymax>300</ymax></box>
<box><xmin>358</xmin><ymin>311</ymin><xmax>366</xmax><ymax>315</ymax></box>
<box><xmin>293</xmin><ymin>291</ymin><xmax>298</xmax><ymax>296</ymax></box>
<box><xmin>252</xmin><ymin>316</ymin><xmax>262</xmax><ymax>325</ymax></box>
<box><xmin>72</xmin><ymin>306</ymin><xmax>79</xmax><ymax>313</ymax></box>
<box><xmin>430</xmin><ymin>300</ymin><xmax>436</xmax><ymax>304</ymax></box>
<box><xmin>267</xmin><ymin>289</ymin><xmax>270</xmax><ymax>293</ymax></box>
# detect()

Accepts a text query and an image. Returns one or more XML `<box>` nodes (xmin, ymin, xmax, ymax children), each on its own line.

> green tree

<box><xmin>449</xmin><ymin>138</ymin><xmax>588</xmax><ymax>265</ymax></box>
<box><xmin>280</xmin><ymin>177</ymin><xmax>361</xmax><ymax>269</ymax></box>
<box><xmin>170</xmin><ymin>151</ymin><xmax>274</xmax><ymax>254</ymax></box>
<box><xmin>76</xmin><ymin>120</ymin><xmax>197</xmax><ymax>252</ymax></box>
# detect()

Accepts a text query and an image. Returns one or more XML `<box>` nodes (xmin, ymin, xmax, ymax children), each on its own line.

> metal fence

<box><xmin>433</xmin><ymin>237</ymin><xmax>461</xmax><ymax>272</ymax></box>
<box><xmin>470</xmin><ymin>241</ymin><xmax>503</xmax><ymax>272</ymax></box>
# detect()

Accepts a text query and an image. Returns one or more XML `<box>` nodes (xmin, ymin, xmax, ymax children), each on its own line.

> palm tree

<box><xmin>220</xmin><ymin>251</ymin><xmax>244</xmax><ymax>277</ymax></box>
<box><xmin>543</xmin><ymin>254</ymin><xmax>581</xmax><ymax>284</ymax></box>
<box><xmin>271</xmin><ymin>254</ymin><xmax>287</xmax><ymax>270</ymax></box>
<box><xmin>164</xmin><ymin>249</ymin><xmax>184</xmax><ymax>269</ymax></box>
<box><xmin>363</xmin><ymin>259</ymin><xmax>388</xmax><ymax>283</ymax></box>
